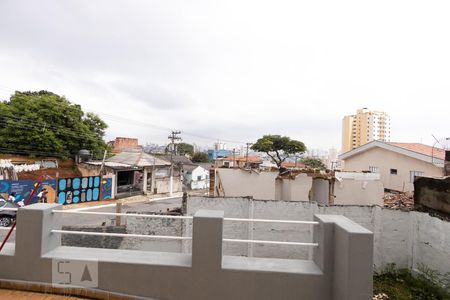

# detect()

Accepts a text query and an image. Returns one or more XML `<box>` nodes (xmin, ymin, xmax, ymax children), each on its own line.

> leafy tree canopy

<box><xmin>192</xmin><ymin>152</ymin><xmax>209</xmax><ymax>163</ymax></box>
<box><xmin>251</xmin><ymin>135</ymin><xmax>306</xmax><ymax>169</ymax></box>
<box><xmin>0</xmin><ymin>91</ymin><xmax>108</xmax><ymax>159</ymax></box>
<box><xmin>176</xmin><ymin>143</ymin><xmax>194</xmax><ymax>156</ymax></box>
<box><xmin>301</xmin><ymin>157</ymin><xmax>326</xmax><ymax>170</ymax></box>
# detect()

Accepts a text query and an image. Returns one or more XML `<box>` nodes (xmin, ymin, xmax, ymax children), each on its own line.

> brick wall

<box><xmin>110</xmin><ymin>137</ymin><xmax>141</xmax><ymax>154</ymax></box>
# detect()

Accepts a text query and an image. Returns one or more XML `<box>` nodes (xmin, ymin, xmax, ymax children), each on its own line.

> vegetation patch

<box><xmin>373</xmin><ymin>264</ymin><xmax>450</xmax><ymax>300</ymax></box>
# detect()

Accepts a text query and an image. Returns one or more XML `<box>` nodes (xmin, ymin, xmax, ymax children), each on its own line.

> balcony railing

<box><xmin>0</xmin><ymin>203</ymin><xmax>374</xmax><ymax>300</ymax></box>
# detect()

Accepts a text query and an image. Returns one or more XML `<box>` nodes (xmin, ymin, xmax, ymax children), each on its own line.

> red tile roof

<box><xmin>389</xmin><ymin>143</ymin><xmax>445</xmax><ymax>160</ymax></box>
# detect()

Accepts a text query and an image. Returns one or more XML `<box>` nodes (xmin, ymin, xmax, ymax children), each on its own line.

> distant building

<box><xmin>80</xmin><ymin>149</ymin><xmax>182</xmax><ymax>197</ymax></box>
<box><xmin>342</xmin><ymin>108</ymin><xmax>390</xmax><ymax>152</ymax></box>
<box><xmin>281</xmin><ymin>161</ymin><xmax>306</xmax><ymax>169</ymax></box>
<box><xmin>326</xmin><ymin>147</ymin><xmax>339</xmax><ymax>169</ymax></box>
<box><xmin>183</xmin><ymin>164</ymin><xmax>210</xmax><ymax>190</ymax></box>
<box><xmin>215</xmin><ymin>155</ymin><xmax>262</xmax><ymax>169</ymax></box>
<box><xmin>207</xmin><ymin>149</ymin><xmax>232</xmax><ymax>161</ymax></box>
<box><xmin>213</xmin><ymin>141</ymin><xmax>227</xmax><ymax>151</ymax></box>
<box><xmin>339</xmin><ymin>140</ymin><xmax>445</xmax><ymax>192</ymax></box>
<box><xmin>259</xmin><ymin>160</ymin><xmax>277</xmax><ymax>170</ymax></box>
<box><xmin>109</xmin><ymin>137</ymin><xmax>142</xmax><ymax>154</ymax></box>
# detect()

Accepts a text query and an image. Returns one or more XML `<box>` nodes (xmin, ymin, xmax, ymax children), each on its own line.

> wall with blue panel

<box><xmin>57</xmin><ymin>176</ymin><xmax>101</xmax><ymax>205</ymax></box>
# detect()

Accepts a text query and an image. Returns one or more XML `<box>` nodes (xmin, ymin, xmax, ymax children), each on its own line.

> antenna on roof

<box><xmin>431</xmin><ymin>135</ymin><xmax>450</xmax><ymax>166</ymax></box>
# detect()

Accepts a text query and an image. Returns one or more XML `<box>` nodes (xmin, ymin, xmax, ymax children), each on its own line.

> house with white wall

<box><xmin>183</xmin><ymin>164</ymin><xmax>209</xmax><ymax>190</ymax></box>
<box><xmin>339</xmin><ymin>141</ymin><xmax>445</xmax><ymax>192</ymax></box>
<box><xmin>212</xmin><ymin>168</ymin><xmax>384</xmax><ymax>205</ymax></box>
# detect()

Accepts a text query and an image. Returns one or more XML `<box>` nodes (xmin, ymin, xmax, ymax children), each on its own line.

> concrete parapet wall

<box><xmin>0</xmin><ymin>203</ymin><xmax>373</xmax><ymax>300</ymax></box>
<box><xmin>187</xmin><ymin>197</ymin><xmax>450</xmax><ymax>277</ymax></box>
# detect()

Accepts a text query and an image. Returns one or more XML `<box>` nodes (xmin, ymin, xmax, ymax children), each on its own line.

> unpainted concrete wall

<box><xmin>216</xmin><ymin>169</ymin><xmax>279</xmax><ymax>200</ymax></box>
<box><xmin>275</xmin><ymin>174</ymin><xmax>313</xmax><ymax>201</ymax></box>
<box><xmin>216</xmin><ymin>168</ymin><xmax>383</xmax><ymax>205</ymax></box>
<box><xmin>62</xmin><ymin>226</ymin><xmax>125</xmax><ymax>249</ymax></box>
<box><xmin>216</xmin><ymin>168</ymin><xmax>311</xmax><ymax>201</ymax></box>
<box><xmin>414</xmin><ymin>177</ymin><xmax>450</xmax><ymax>215</ymax></box>
<box><xmin>155</xmin><ymin>177</ymin><xmax>182</xmax><ymax>194</ymax></box>
<box><xmin>334</xmin><ymin>179</ymin><xmax>384</xmax><ymax>206</ymax></box>
<box><xmin>122</xmin><ymin>215</ymin><xmax>184</xmax><ymax>252</ymax></box>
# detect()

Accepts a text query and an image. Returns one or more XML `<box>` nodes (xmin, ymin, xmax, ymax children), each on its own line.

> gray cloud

<box><xmin>0</xmin><ymin>0</ymin><xmax>449</xmax><ymax>150</ymax></box>
<box><xmin>115</xmin><ymin>81</ymin><xmax>197</xmax><ymax>111</ymax></box>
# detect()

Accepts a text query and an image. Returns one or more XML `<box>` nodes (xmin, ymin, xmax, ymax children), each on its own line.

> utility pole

<box><xmin>168</xmin><ymin>131</ymin><xmax>182</xmax><ymax>196</ymax></box>
<box><xmin>245</xmin><ymin>143</ymin><xmax>252</xmax><ymax>169</ymax></box>
<box><xmin>232</xmin><ymin>148</ymin><xmax>236</xmax><ymax>168</ymax></box>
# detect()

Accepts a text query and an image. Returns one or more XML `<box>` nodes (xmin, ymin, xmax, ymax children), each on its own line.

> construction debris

<box><xmin>373</xmin><ymin>293</ymin><xmax>389</xmax><ymax>300</ymax></box>
<box><xmin>383</xmin><ymin>192</ymin><xmax>414</xmax><ymax>210</ymax></box>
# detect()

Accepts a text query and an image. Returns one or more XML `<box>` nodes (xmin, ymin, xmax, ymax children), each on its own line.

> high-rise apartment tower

<box><xmin>341</xmin><ymin>108</ymin><xmax>390</xmax><ymax>152</ymax></box>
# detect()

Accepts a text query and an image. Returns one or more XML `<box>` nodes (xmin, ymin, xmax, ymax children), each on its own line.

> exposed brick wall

<box><xmin>109</xmin><ymin>137</ymin><xmax>142</xmax><ymax>154</ymax></box>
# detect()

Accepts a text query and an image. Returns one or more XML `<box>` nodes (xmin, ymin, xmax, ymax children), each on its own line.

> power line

<box><xmin>0</xmin><ymin>147</ymin><xmax>67</xmax><ymax>157</ymax></box>
<box><xmin>0</xmin><ymin>88</ymin><xmax>249</xmax><ymax>144</ymax></box>
<box><xmin>91</xmin><ymin>110</ymin><xmax>247</xmax><ymax>144</ymax></box>
<box><xmin>0</xmin><ymin>112</ymin><xmax>102</xmax><ymax>140</ymax></box>
<box><xmin>0</xmin><ymin>119</ymin><xmax>93</xmax><ymax>141</ymax></box>
<box><xmin>168</xmin><ymin>130</ymin><xmax>182</xmax><ymax>156</ymax></box>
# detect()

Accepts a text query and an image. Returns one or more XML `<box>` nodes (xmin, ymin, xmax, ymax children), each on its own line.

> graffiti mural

<box><xmin>0</xmin><ymin>179</ymin><xmax>57</xmax><ymax>204</ymax></box>
<box><xmin>57</xmin><ymin>176</ymin><xmax>101</xmax><ymax>205</ymax></box>
<box><xmin>0</xmin><ymin>180</ymin><xmax>11</xmax><ymax>201</ymax></box>
<box><xmin>102</xmin><ymin>178</ymin><xmax>113</xmax><ymax>200</ymax></box>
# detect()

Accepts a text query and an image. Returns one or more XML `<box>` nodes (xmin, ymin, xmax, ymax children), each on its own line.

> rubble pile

<box><xmin>383</xmin><ymin>192</ymin><xmax>414</xmax><ymax>210</ymax></box>
<box><xmin>373</xmin><ymin>293</ymin><xmax>389</xmax><ymax>300</ymax></box>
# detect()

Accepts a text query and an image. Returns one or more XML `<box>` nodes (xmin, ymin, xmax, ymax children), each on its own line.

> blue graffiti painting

<box><xmin>57</xmin><ymin>176</ymin><xmax>102</xmax><ymax>205</ymax></box>
<box><xmin>102</xmin><ymin>178</ymin><xmax>113</xmax><ymax>200</ymax></box>
<box><xmin>9</xmin><ymin>180</ymin><xmax>57</xmax><ymax>204</ymax></box>
<box><xmin>0</xmin><ymin>180</ymin><xmax>11</xmax><ymax>193</ymax></box>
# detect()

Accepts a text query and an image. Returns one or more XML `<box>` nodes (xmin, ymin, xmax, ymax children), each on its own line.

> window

<box><xmin>197</xmin><ymin>175</ymin><xmax>202</xmax><ymax>181</ymax></box>
<box><xmin>390</xmin><ymin>169</ymin><xmax>397</xmax><ymax>175</ymax></box>
<box><xmin>369</xmin><ymin>166</ymin><xmax>379</xmax><ymax>173</ymax></box>
<box><xmin>410</xmin><ymin>171</ymin><xmax>424</xmax><ymax>183</ymax></box>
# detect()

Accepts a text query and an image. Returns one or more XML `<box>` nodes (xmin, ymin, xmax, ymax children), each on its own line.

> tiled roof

<box><xmin>183</xmin><ymin>164</ymin><xmax>200</xmax><ymax>172</ymax></box>
<box><xmin>159</xmin><ymin>155</ymin><xmax>193</xmax><ymax>164</ymax></box>
<box><xmin>389</xmin><ymin>143</ymin><xmax>445</xmax><ymax>160</ymax></box>
<box><xmin>339</xmin><ymin>140</ymin><xmax>446</xmax><ymax>165</ymax></box>
<box><xmin>106</xmin><ymin>149</ymin><xmax>171</xmax><ymax>167</ymax></box>
<box><xmin>85</xmin><ymin>161</ymin><xmax>132</xmax><ymax>168</ymax></box>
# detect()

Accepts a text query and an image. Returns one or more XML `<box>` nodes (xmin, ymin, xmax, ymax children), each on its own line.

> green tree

<box><xmin>251</xmin><ymin>135</ymin><xmax>306</xmax><ymax>169</ymax></box>
<box><xmin>176</xmin><ymin>143</ymin><xmax>194</xmax><ymax>156</ymax></box>
<box><xmin>0</xmin><ymin>91</ymin><xmax>108</xmax><ymax>159</ymax></box>
<box><xmin>301</xmin><ymin>157</ymin><xmax>326</xmax><ymax>170</ymax></box>
<box><xmin>192</xmin><ymin>152</ymin><xmax>209</xmax><ymax>163</ymax></box>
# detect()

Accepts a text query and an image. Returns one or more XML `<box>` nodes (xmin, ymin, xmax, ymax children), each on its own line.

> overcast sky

<box><xmin>0</xmin><ymin>0</ymin><xmax>449</xmax><ymax>152</ymax></box>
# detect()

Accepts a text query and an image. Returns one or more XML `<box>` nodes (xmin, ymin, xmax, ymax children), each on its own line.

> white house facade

<box><xmin>184</xmin><ymin>165</ymin><xmax>209</xmax><ymax>190</ymax></box>
<box><xmin>339</xmin><ymin>141</ymin><xmax>445</xmax><ymax>192</ymax></box>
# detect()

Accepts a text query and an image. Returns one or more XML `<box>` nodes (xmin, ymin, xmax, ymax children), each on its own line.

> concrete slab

<box><xmin>223</xmin><ymin>256</ymin><xmax>322</xmax><ymax>275</ymax></box>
